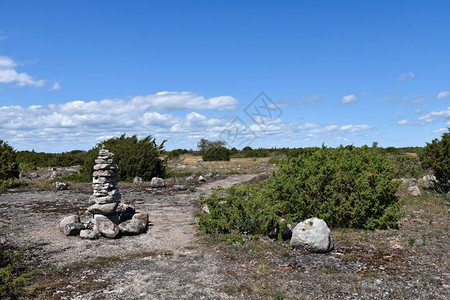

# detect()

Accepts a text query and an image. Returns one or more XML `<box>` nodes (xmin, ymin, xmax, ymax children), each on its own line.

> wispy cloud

<box><xmin>341</xmin><ymin>94</ymin><xmax>356</xmax><ymax>105</ymax></box>
<box><xmin>437</xmin><ymin>91</ymin><xmax>450</xmax><ymax>99</ymax></box>
<box><xmin>49</xmin><ymin>82</ymin><xmax>62</xmax><ymax>91</ymax></box>
<box><xmin>418</xmin><ymin>107</ymin><xmax>450</xmax><ymax>123</ymax></box>
<box><xmin>0</xmin><ymin>56</ymin><xmax>45</xmax><ymax>87</ymax></box>
<box><xmin>398</xmin><ymin>72</ymin><xmax>415</xmax><ymax>82</ymax></box>
<box><xmin>398</xmin><ymin>119</ymin><xmax>410</xmax><ymax>125</ymax></box>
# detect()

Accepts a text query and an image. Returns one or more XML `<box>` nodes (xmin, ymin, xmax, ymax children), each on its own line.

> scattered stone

<box><xmin>133</xmin><ymin>177</ymin><xmax>143</xmax><ymax>184</ymax></box>
<box><xmin>64</xmin><ymin>223</ymin><xmax>85</xmax><ymax>236</ymax></box>
<box><xmin>119</xmin><ymin>219</ymin><xmax>147</xmax><ymax>235</ymax></box>
<box><xmin>64</xmin><ymin>168</ymin><xmax>78</xmax><ymax>175</ymax></box>
<box><xmin>51</xmin><ymin>171</ymin><xmax>62</xmax><ymax>178</ymax></box>
<box><xmin>198</xmin><ymin>175</ymin><xmax>206</xmax><ymax>182</ymax></box>
<box><xmin>59</xmin><ymin>215</ymin><xmax>80</xmax><ymax>233</ymax></box>
<box><xmin>205</xmin><ymin>172</ymin><xmax>213</xmax><ymax>177</ymax></box>
<box><xmin>282</xmin><ymin>224</ymin><xmax>293</xmax><ymax>241</ymax></box>
<box><xmin>151</xmin><ymin>177</ymin><xmax>165</xmax><ymax>188</ymax></box>
<box><xmin>132</xmin><ymin>213</ymin><xmax>149</xmax><ymax>225</ymax></box>
<box><xmin>186</xmin><ymin>175</ymin><xmax>196</xmax><ymax>183</ymax></box>
<box><xmin>408</xmin><ymin>185</ymin><xmax>421</xmax><ymax>196</ymax></box>
<box><xmin>98</xmin><ymin>220</ymin><xmax>120</xmax><ymax>238</ymax></box>
<box><xmin>79</xmin><ymin>229</ymin><xmax>100</xmax><ymax>239</ymax></box>
<box><xmin>93</xmin><ymin>214</ymin><xmax>120</xmax><ymax>225</ymax></box>
<box><xmin>87</xmin><ymin>202</ymin><xmax>118</xmax><ymax>216</ymax></box>
<box><xmin>173</xmin><ymin>184</ymin><xmax>188</xmax><ymax>191</ymax></box>
<box><xmin>202</xmin><ymin>204</ymin><xmax>210</xmax><ymax>214</ymax></box>
<box><xmin>291</xmin><ymin>217</ymin><xmax>333</xmax><ymax>253</ymax></box>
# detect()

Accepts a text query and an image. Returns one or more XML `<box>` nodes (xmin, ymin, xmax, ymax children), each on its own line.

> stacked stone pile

<box><xmin>59</xmin><ymin>146</ymin><xmax>149</xmax><ymax>239</ymax></box>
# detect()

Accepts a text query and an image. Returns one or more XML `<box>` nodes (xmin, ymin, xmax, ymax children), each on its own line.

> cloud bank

<box><xmin>0</xmin><ymin>56</ymin><xmax>45</xmax><ymax>87</ymax></box>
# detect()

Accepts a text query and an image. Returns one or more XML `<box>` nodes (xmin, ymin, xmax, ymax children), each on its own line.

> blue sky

<box><xmin>0</xmin><ymin>1</ymin><xmax>449</xmax><ymax>152</ymax></box>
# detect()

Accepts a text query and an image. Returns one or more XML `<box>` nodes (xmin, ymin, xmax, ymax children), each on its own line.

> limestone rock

<box><xmin>119</xmin><ymin>219</ymin><xmax>147</xmax><ymax>235</ymax></box>
<box><xmin>408</xmin><ymin>185</ymin><xmax>421</xmax><ymax>196</ymax></box>
<box><xmin>117</xmin><ymin>204</ymin><xmax>135</xmax><ymax>222</ymax></box>
<box><xmin>98</xmin><ymin>220</ymin><xmax>120</xmax><ymax>238</ymax></box>
<box><xmin>132</xmin><ymin>213</ymin><xmax>149</xmax><ymax>225</ymax></box>
<box><xmin>93</xmin><ymin>214</ymin><xmax>119</xmax><ymax>225</ymax></box>
<box><xmin>151</xmin><ymin>177</ymin><xmax>165</xmax><ymax>188</ymax></box>
<box><xmin>173</xmin><ymin>184</ymin><xmax>188</xmax><ymax>191</ymax></box>
<box><xmin>79</xmin><ymin>229</ymin><xmax>100</xmax><ymax>239</ymax></box>
<box><xmin>59</xmin><ymin>215</ymin><xmax>80</xmax><ymax>233</ymax></box>
<box><xmin>53</xmin><ymin>182</ymin><xmax>67</xmax><ymax>191</ymax></box>
<box><xmin>202</xmin><ymin>204</ymin><xmax>210</xmax><ymax>214</ymax></box>
<box><xmin>198</xmin><ymin>175</ymin><xmax>206</xmax><ymax>182</ymax></box>
<box><xmin>133</xmin><ymin>177</ymin><xmax>143</xmax><ymax>184</ymax></box>
<box><xmin>64</xmin><ymin>223</ymin><xmax>85</xmax><ymax>236</ymax></box>
<box><xmin>87</xmin><ymin>203</ymin><xmax>118</xmax><ymax>215</ymax></box>
<box><xmin>291</xmin><ymin>217</ymin><xmax>333</xmax><ymax>253</ymax></box>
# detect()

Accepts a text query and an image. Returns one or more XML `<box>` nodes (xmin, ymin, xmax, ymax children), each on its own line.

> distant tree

<box><xmin>202</xmin><ymin>146</ymin><xmax>231</xmax><ymax>161</ymax></box>
<box><xmin>0</xmin><ymin>140</ymin><xmax>19</xmax><ymax>181</ymax></box>
<box><xmin>197</xmin><ymin>139</ymin><xmax>226</xmax><ymax>153</ymax></box>
<box><xmin>372</xmin><ymin>142</ymin><xmax>378</xmax><ymax>148</ymax></box>
<box><xmin>420</xmin><ymin>129</ymin><xmax>450</xmax><ymax>193</ymax></box>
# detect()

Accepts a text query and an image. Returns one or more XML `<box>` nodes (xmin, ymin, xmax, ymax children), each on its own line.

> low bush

<box><xmin>202</xmin><ymin>146</ymin><xmax>231</xmax><ymax>161</ymax></box>
<box><xmin>0</xmin><ymin>247</ymin><xmax>35</xmax><ymax>298</ymax></box>
<box><xmin>199</xmin><ymin>146</ymin><xmax>401</xmax><ymax>238</ymax></box>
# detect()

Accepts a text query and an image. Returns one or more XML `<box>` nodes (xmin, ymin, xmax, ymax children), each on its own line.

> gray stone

<box><xmin>119</xmin><ymin>219</ymin><xmax>147</xmax><ymax>235</ymax></box>
<box><xmin>53</xmin><ymin>182</ymin><xmax>67</xmax><ymax>191</ymax></box>
<box><xmin>79</xmin><ymin>229</ymin><xmax>100</xmax><ymax>239</ymax></box>
<box><xmin>117</xmin><ymin>204</ymin><xmax>135</xmax><ymax>222</ymax></box>
<box><xmin>173</xmin><ymin>184</ymin><xmax>188</xmax><ymax>191</ymax></box>
<box><xmin>408</xmin><ymin>185</ymin><xmax>421</xmax><ymax>196</ymax></box>
<box><xmin>282</xmin><ymin>224</ymin><xmax>293</xmax><ymax>241</ymax></box>
<box><xmin>198</xmin><ymin>175</ymin><xmax>206</xmax><ymax>182</ymax></box>
<box><xmin>186</xmin><ymin>175</ymin><xmax>196</xmax><ymax>183</ymax></box>
<box><xmin>93</xmin><ymin>214</ymin><xmax>119</xmax><ymax>225</ymax></box>
<box><xmin>133</xmin><ymin>177</ymin><xmax>143</xmax><ymax>184</ymax></box>
<box><xmin>98</xmin><ymin>220</ymin><xmax>120</xmax><ymax>238</ymax></box>
<box><xmin>59</xmin><ymin>215</ymin><xmax>80</xmax><ymax>233</ymax></box>
<box><xmin>202</xmin><ymin>204</ymin><xmax>210</xmax><ymax>214</ymax></box>
<box><xmin>64</xmin><ymin>223</ymin><xmax>85</xmax><ymax>236</ymax></box>
<box><xmin>291</xmin><ymin>217</ymin><xmax>333</xmax><ymax>253</ymax></box>
<box><xmin>87</xmin><ymin>203</ymin><xmax>118</xmax><ymax>215</ymax></box>
<box><xmin>92</xmin><ymin>194</ymin><xmax>121</xmax><ymax>204</ymax></box>
<box><xmin>151</xmin><ymin>177</ymin><xmax>165</xmax><ymax>188</ymax></box>
<box><xmin>64</xmin><ymin>168</ymin><xmax>78</xmax><ymax>175</ymax></box>
<box><xmin>132</xmin><ymin>213</ymin><xmax>149</xmax><ymax>225</ymax></box>
<box><xmin>93</xmin><ymin>163</ymin><xmax>118</xmax><ymax>171</ymax></box>
<box><xmin>93</xmin><ymin>170</ymin><xmax>116</xmax><ymax>177</ymax></box>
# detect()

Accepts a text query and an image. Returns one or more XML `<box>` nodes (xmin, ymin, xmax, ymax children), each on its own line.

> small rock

<box><xmin>291</xmin><ymin>217</ymin><xmax>333</xmax><ymax>253</ymax></box>
<box><xmin>117</xmin><ymin>204</ymin><xmax>135</xmax><ymax>222</ymax></box>
<box><xmin>186</xmin><ymin>175</ymin><xmax>196</xmax><ymax>183</ymax></box>
<box><xmin>98</xmin><ymin>220</ymin><xmax>120</xmax><ymax>238</ymax></box>
<box><xmin>53</xmin><ymin>182</ymin><xmax>67</xmax><ymax>191</ymax></box>
<box><xmin>133</xmin><ymin>213</ymin><xmax>149</xmax><ymax>225</ymax></box>
<box><xmin>173</xmin><ymin>184</ymin><xmax>188</xmax><ymax>191</ymax></box>
<box><xmin>408</xmin><ymin>185</ymin><xmax>421</xmax><ymax>196</ymax></box>
<box><xmin>119</xmin><ymin>219</ymin><xmax>147</xmax><ymax>235</ymax></box>
<box><xmin>64</xmin><ymin>223</ymin><xmax>85</xmax><ymax>236</ymax></box>
<box><xmin>59</xmin><ymin>215</ymin><xmax>80</xmax><ymax>233</ymax></box>
<box><xmin>87</xmin><ymin>203</ymin><xmax>118</xmax><ymax>216</ymax></box>
<box><xmin>64</xmin><ymin>168</ymin><xmax>78</xmax><ymax>175</ymax></box>
<box><xmin>282</xmin><ymin>224</ymin><xmax>293</xmax><ymax>241</ymax></box>
<box><xmin>133</xmin><ymin>177</ymin><xmax>143</xmax><ymax>184</ymax></box>
<box><xmin>205</xmin><ymin>172</ymin><xmax>213</xmax><ymax>177</ymax></box>
<box><xmin>198</xmin><ymin>175</ymin><xmax>206</xmax><ymax>182</ymax></box>
<box><xmin>151</xmin><ymin>177</ymin><xmax>165</xmax><ymax>188</ymax></box>
<box><xmin>79</xmin><ymin>229</ymin><xmax>100</xmax><ymax>239</ymax></box>
<box><xmin>93</xmin><ymin>214</ymin><xmax>119</xmax><ymax>225</ymax></box>
<box><xmin>202</xmin><ymin>204</ymin><xmax>210</xmax><ymax>214</ymax></box>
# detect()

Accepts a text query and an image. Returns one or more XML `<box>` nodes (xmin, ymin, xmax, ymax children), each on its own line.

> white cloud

<box><xmin>341</xmin><ymin>94</ymin><xmax>356</xmax><ymax>105</ymax></box>
<box><xmin>398</xmin><ymin>72</ymin><xmax>415</xmax><ymax>82</ymax></box>
<box><xmin>433</xmin><ymin>128</ymin><xmax>447</xmax><ymax>134</ymax></box>
<box><xmin>0</xmin><ymin>56</ymin><xmax>45</xmax><ymax>87</ymax></box>
<box><xmin>418</xmin><ymin>107</ymin><xmax>450</xmax><ymax>123</ymax></box>
<box><xmin>398</xmin><ymin>119</ymin><xmax>410</xmax><ymax>125</ymax></box>
<box><xmin>437</xmin><ymin>91</ymin><xmax>450</xmax><ymax>99</ymax></box>
<box><xmin>50</xmin><ymin>82</ymin><xmax>62</xmax><ymax>91</ymax></box>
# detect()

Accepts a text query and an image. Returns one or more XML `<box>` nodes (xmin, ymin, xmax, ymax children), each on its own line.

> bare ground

<box><xmin>1</xmin><ymin>173</ymin><xmax>449</xmax><ymax>299</ymax></box>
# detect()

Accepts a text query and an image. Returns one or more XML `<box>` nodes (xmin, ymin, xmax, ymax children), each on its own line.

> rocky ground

<box><xmin>0</xmin><ymin>163</ymin><xmax>449</xmax><ymax>299</ymax></box>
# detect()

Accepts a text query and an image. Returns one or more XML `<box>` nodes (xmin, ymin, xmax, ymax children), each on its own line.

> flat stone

<box><xmin>79</xmin><ymin>229</ymin><xmax>100</xmax><ymax>239</ymax></box>
<box><xmin>98</xmin><ymin>220</ymin><xmax>120</xmax><ymax>238</ymax></box>
<box><xmin>87</xmin><ymin>203</ymin><xmax>118</xmax><ymax>215</ymax></box>
<box><xmin>92</xmin><ymin>177</ymin><xmax>117</xmax><ymax>184</ymax></box>
<box><xmin>119</xmin><ymin>219</ymin><xmax>147</xmax><ymax>235</ymax></box>
<box><xmin>132</xmin><ymin>213</ymin><xmax>149</xmax><ymax>225</ymax></box>
<box><xmin>59</xmin><ymin>215</ymin><xmax>80</xmax><ymax>233</ymax></box>
<box><xmin>93</xmin><ymin>163</ymin><xmax>118</xmax><ymax>171</ymax></box>
<box><xmin>174</xmin><ymin>184</ymin><xmax>188</xmax><ymax>190</ymax></box>
<box><xmin>93</xmin><ymin>214</ymin><xmax>119</xmax><ymax>225</ymax></box>
<box><xmin>92</xmin><ymin>194</ymin><xmax>121</xmax><ymax>204</ymax></box>
<box><xmin>64</xmin><ymin>223</ymin><xmax>85</xmax><ymax>236</ymax></box>
<box><xmin>93</xmin><ymin>170</ymin><xmax>117</xmax><ymax>177</ymax></box>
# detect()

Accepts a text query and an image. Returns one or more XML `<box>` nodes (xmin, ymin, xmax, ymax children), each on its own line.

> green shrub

<box><xmin>81</xmin><ymin>134</ymin><xmax>167</xmax><ymax>182</ymax></box>
<box><xmin>420</xmin><ymin>129</ymin><xmax>450</xmax><ymax>193</ymax></box>
<box><xmin>389</xmin><ymin>154</ymin><xmax>424</xmax><ymax>178</ymax></box>
<box><xmin>0</xmin><ymin>140</ymin><xmax>19</xmax><ymax>181</ymax></box>
<box><xmin>202</xmin><ymin>146</ymin><xmax>231</xmax><ymax>161</ymax></box>
<box><xmin>199</xmin><ymin>146</ymin><xmax>401</xmax><ymax>237</ymax></box>
<box><xmin>0</xmin><ymin>248</ymin><xmax>34</xmax><ymax>298</ymax></box>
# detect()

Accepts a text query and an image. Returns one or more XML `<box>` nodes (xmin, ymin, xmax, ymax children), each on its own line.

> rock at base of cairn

<box><xmin>98</xmin><ymin>220</ymin><xmax>120</xmax><ymax>238</ymax></box>
<box><xmin>59</xmin><ymin>215</ymin><xmax>80</xmax><ymax>233</ymax></box>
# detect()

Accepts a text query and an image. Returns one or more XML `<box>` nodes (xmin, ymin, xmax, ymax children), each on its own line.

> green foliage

<box><xmin>0</xmin><ymin>247</ymin><xmax>34</xmax><ymax>298</ymax></box>
<box><xmin>81</xmin><ymin>134</ymin><xmax>167</xmax><ymax>182</ymax></box>
<box><xmin>16</xmin><ymin>149</ymin><xmax>86</xmax><ymax>168</ymax></box>
<box><xmin>197</xmin><ymin>139</ymin><xmax>226</xmax><ymax>153</ymax></box>
<box><xmin>0</xmin><ymin>140</ymin><xmax>19</xmax><ymax>181</ymax></box>
<box><xmin>202</xmin><ymin>146</ymin><xmax>231</xmax><ymax>161</ymax></box>
<box><xmin>389</xmin><ymin>154</ymin><xmax>425</xmax><ymax>178</ymax></box>
<box><xmin>199</xmin><ymin>146</ymin><xmax>401</xmax><ymax>237</ymax></box>
<box><xmin>1</xmin><ymin>178</ymin><xmax>28</xmax><ymax>191</ymax></box>
<box><xmin>420</xmin><ymin>129</ymin><xmax>450</xmax><ymax>193</ymax></box>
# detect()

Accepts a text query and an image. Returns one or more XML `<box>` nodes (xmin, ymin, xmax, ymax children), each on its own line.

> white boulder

<box><xmin>291</xmin><ymin>217</ymin><xmax>333</xmax><ymax>253</ymax></box>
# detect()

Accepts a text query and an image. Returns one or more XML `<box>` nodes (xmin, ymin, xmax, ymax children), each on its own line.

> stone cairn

<box><xmin>59</xmin><ymin>145</ymin><xmax>149</xmax><ymax>239</ymax></box>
